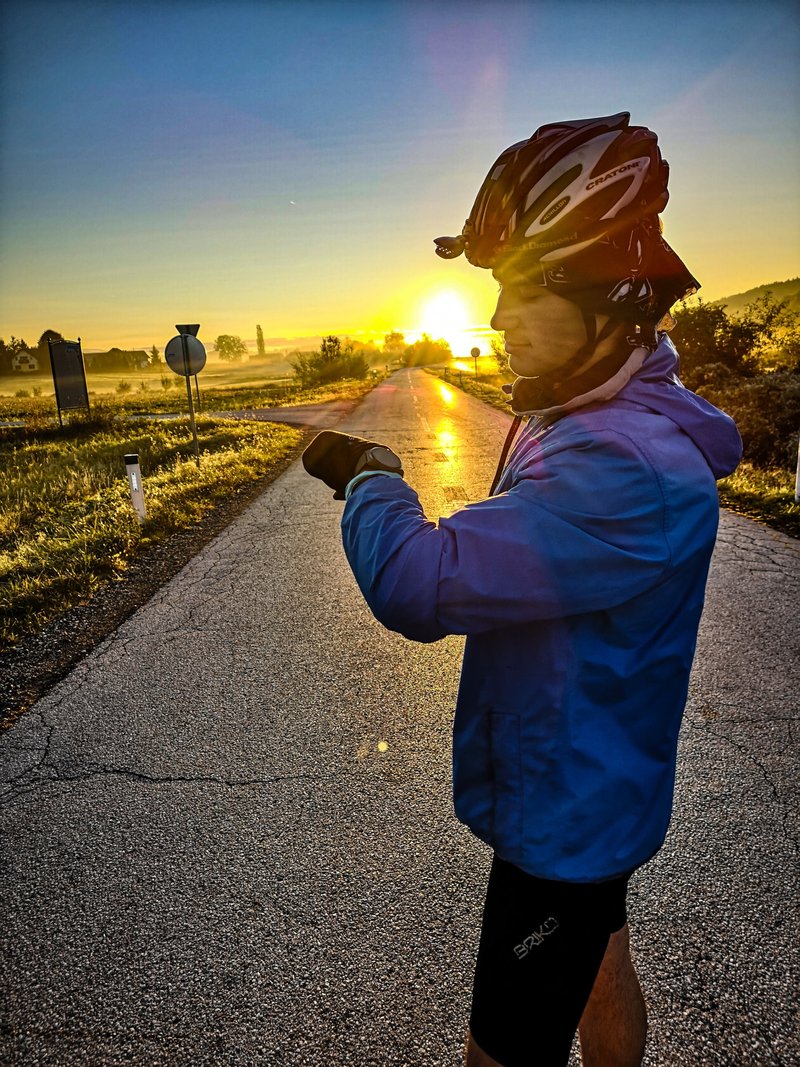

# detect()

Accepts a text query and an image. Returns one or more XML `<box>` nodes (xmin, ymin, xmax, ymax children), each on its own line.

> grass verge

<box><xmin>429</xmin><ymin>368</ymin><xmax>800</xmax><ymax>539</ymax></box>
<box><xmin>716</xmin><ymin>464</ymin><xmax>800</xmax><ymax>538</ymax></box>
<box><xmin>0</xmin><ymin>416</ymin><xmax>302</xmax><ymax>650</ymax></box>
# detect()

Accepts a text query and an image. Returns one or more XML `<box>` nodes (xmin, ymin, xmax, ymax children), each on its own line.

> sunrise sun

<box><xmin>418</xmin><ymin>290</ymin><xmax>472</xmax><ymax>354</ymax></box>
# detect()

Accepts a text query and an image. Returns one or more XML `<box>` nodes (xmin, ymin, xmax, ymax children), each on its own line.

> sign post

<box><xmin>48</xmin><ymin>338</ymin><xmax>90</xmax><ymax>426</ymax></box>
<box><xmin>471</xmin><ymin>346</ymin><xmax>480</xmax><ymax>380</ymax></box>
<box><xmin>165</xmin><ymin>324</ymin><xmax>206</xmax><ymax>467</ymax></box>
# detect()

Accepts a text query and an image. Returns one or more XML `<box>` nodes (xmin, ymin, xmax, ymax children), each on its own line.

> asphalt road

<box><xmin>1</xmin><ymin>369</ymin><xmax>798</xmax><ymax>1066</ymax></box>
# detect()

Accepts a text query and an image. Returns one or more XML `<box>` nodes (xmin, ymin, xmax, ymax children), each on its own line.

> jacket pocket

<box><xmin>489</xmin><ymin>712</ymin><xmax>523</xmax><ymax>855</ymax></box>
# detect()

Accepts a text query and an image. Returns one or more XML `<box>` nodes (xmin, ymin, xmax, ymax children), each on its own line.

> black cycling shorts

<box><xmin>469</xmin><ymin>854</ymin><xmax>631</xmax><ymax>1067</ymax></box>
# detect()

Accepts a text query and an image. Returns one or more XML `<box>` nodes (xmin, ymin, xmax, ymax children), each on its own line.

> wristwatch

<box><xmin>353</xmin><ymin>445</ymin><xmax>404</xmax><ymax>477</ymax></box>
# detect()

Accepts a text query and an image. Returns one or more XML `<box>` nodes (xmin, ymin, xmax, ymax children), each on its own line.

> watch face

<box><xmin>366</xmin><ymin>445</ymin><xmax>402</xmax><ymax>472</ymax></box>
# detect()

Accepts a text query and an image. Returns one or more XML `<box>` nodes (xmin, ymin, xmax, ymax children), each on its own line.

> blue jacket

<box><xmin>341</xmin><ymin>337</ymin><xmax>742</xmax><ymax>882</ymax></box>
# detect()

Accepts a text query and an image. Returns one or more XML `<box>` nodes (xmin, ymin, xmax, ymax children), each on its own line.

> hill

<box><xmin>711</xmin><ymin>278</ymin><xmax>800</xmax><ymax>317</ymax></box>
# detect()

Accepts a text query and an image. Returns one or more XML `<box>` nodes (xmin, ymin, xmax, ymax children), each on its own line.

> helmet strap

<box><xmin>515</xmin><ymin>309</ymin><xmax>642</xmax><ymax>410</ymax></box>
<box><xmin>556</xmin><ymin>306</ymin><xmax>620</xmax><ymax>383</ymax></box>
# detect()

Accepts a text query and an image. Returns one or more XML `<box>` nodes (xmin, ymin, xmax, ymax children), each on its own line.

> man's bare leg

<box><xmin>465</xmin><ymin>1029</ymin><xmax>503</xmax><ymax>1066</ymax></box>
<box><xmin>578</xmin><ymin>923</ymin><xmax>647</xmax><ymax>1067</ymax></box>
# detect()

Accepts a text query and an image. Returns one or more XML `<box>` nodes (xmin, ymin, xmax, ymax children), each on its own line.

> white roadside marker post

<box><xmin>124</xmin><ymin>453</ymin><xmax>147</xmax><ymax>523</ymax></box>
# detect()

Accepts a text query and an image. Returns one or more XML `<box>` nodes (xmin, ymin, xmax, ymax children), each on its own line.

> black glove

<box><xmin>302</xmin><ymin>430</ymin><xmax>403</xmax><ymax>499</ymax></box>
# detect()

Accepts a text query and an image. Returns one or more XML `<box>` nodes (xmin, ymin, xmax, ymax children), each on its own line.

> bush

<box><xmin>698</xmin><ymin>372</ymin><xmax>800</xmax><ymax>469</ymax></box>
<box><xmin>404</xmin><ymin>334</ymin><xmax>452</xmax><ymax>366</ymax></box>
<box><xmin>290</xmin><ymin>336</ymin><xmax>369</xmax><ymax>387</ymax></box>
<box><xmin>116</xmin><ymin>380</ymin><xmax>132</xmax><ymax>395</ymax></box>
<box><xmin>672</xmin><ymin>292</ymin><xmax>800</xmax><ymax>389</ymax></box>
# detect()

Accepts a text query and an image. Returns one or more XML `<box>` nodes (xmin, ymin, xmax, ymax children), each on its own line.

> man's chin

<box><xmin>508</xmin><ymin>349</ymin><xmax>540</xmax><ymax>377</ymax></box>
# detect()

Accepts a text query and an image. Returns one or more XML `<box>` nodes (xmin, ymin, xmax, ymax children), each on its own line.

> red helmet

<box><xmin>435</xmin><ymin>113</ymin><xmax>699</xmax><ymax>327</ymax></box>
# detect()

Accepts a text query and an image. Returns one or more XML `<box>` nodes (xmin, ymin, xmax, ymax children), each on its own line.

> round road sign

<box><xmin>165</xmin><ymin>334</ymin><xmax>206</xmax><ymax>377</ymax></box>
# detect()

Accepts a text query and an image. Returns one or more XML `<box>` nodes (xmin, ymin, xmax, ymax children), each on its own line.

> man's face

<box><xmin>491</xmin><ymin>282</ymin><xmax>592</xmax><ymax>378</ymax></box>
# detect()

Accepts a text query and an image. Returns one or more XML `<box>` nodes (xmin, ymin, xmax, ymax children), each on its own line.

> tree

<box><xmin>348</xmin><ymin>338</ymin><xmax>381</xmax><ymax>364</ymax></box>
<box><xmin>319</xmin><ymin>335</ymin><xmax>344</xmax><ymax>362</ymax></box>
<box><xmin>214</xmin><ymin>334</ymin><xmax>248</xmax><ymax>362</ymax></box>
<box><xmin>383</xmin><ymin>331</ymin><xmax>405</xmax><ymax>357</ymax></box>
<box><xmin>490</xmin><ymin>334</ymin><xmax>509</xmax><ymax>371</ymax></box>
<box><xmin>403</xmin><ymin>333</ymin><xmax>452</xmax><ymax>367</ymax></box>
<box><xmin>290</xmin><ymin>335</ymin><xmax>369</xmax><ymax>386</ymax></box>
<box><xmin>149</xmin><ymin>345</ymin><xmax>161</xmax><ymax>367</ymax></box>
<box><xmin>0</xmin><ymin>340</ymin><xmax>13</xmax><ymax>376</ymax></box>
<box><xmin>4</xmin><ymin>336</ymin><xmax>30</xmax><ymax>356</ymax></box>
<box><xmin>256</xmin><ymin>324</ymin><xmax>266</xmax><ymax>359</ymax></box>
<box><xmin>36</xmin><ymin>329</ymin><xmax>63</xmax><ymax>357</ymax></box>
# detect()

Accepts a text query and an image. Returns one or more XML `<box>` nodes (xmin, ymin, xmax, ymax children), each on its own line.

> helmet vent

<box><xmin>523</xmin><ymin>164</ymin><xmax>582</xmax><ymax>224</ymax></box>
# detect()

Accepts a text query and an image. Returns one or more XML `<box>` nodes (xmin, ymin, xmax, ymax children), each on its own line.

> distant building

<box><xmin>11</xmin><ymin>350</ymin><xmax>39</xmax><ymax>373</ymax></box>
<box><xmin>84</xmin><ymin>349</ymin><xmax>150</xmax><ymax>372</ymax></box>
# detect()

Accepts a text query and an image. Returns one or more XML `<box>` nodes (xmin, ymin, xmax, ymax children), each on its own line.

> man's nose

<box><xmin>490</xmin><ymin>289</ymin><xmax>518</xmax><ymax>332</ymax></box>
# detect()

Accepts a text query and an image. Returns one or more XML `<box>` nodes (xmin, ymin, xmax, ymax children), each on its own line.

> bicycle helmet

<box><xmin>434</xmin><ymin>113</ymin><xmax>699</xmax><ymax>335</ymax></box>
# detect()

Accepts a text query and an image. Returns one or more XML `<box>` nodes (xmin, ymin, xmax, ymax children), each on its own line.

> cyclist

<box><xmin>303</xmin><ymin>112</ymin><xmax>742</xmax><ymax>1067</ymax></box>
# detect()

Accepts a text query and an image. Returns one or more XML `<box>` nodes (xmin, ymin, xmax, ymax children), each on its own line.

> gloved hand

<box><xmin>302</xmin><ymin>430</ymin><xmax>403</xmax><ymax>499</ymax></box>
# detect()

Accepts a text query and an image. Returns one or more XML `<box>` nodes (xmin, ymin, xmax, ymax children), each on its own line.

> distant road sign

<box><xmin>165</xmin><ymin>334</ymin><xmax>206</xmax><ymax>377</ymax></box>
<box><xmin>49</xmin><ymin>339</ymin><xmax>90</xmax><ymax>425</ymax></box>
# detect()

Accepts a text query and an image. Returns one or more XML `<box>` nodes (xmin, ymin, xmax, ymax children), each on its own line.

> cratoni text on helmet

<box><xmin>586</xmin><ymin>159</ymin><xmax>645</xmax><ymax>191</ymax></box>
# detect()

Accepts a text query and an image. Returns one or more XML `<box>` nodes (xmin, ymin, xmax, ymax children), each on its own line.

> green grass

<box><xmin>716</xmin><ymin>464</ymin><xmax>799</xmax><ymax>537</ymax></box>
<box><xmin>429</xmin><ymin>367</ymin><xmax>800</xmax><ymax>539</ymax></box>
<box><xmin>0</xmin><ymin>415</ymin><xmax>304</xmax><ymax>650</ymax></box>
<box><xmin>0</xmin><ymin>371</ymin><xmax>382</xmax><ymax>650</ymax></box>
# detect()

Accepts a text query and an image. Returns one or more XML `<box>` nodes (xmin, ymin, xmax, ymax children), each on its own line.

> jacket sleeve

<box><xmin>340</xmin><ymin>428</ymin><xmax>672</xmax><ymax>642</ymax></box>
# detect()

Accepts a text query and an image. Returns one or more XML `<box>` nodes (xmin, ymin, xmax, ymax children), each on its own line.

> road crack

<box><xmin>1</xmin><ymin>761</ymin><xmax>348</xmax><ymax>806</ymax></box>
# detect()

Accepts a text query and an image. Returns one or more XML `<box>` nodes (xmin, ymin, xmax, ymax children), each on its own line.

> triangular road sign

<box><xmin>175</xmin><ymin>324</ymin><xmax>200</xmax><ymax>336</ymax></box>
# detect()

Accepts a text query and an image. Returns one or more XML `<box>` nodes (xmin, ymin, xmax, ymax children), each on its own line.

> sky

<box><xmin>1</xmin><ymin>0</ymin><xmax>799</xmax><ymax>355</ymax></box>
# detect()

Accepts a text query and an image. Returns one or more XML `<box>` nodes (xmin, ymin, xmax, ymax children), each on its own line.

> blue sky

<box><xmin>1</xmin><ymin>0</ymin><xmax>798</xmax><ymax>353</ymax></box>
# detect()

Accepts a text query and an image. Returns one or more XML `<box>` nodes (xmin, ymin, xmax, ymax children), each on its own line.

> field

<box><xmin>0</xmin><ymin>353</ymin><xmax>330</xmax><ymax>413</ymax></box>
<box><xmin>0</xmin><ymin>370</ymin><xmax>379</xmax><ymax>652</ymax></box>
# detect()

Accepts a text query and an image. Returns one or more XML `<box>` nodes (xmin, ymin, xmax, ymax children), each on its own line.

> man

<box><xmin>302</xmin><ymin>113</ymin><xmax>742</xmax><ymax>1066</ymax></box>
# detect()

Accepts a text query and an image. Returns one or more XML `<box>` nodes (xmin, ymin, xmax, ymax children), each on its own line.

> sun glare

<box><xmin>419</xmin><ymin>290</ymin><xmax>472</xmax><ymax>354</ymax></box>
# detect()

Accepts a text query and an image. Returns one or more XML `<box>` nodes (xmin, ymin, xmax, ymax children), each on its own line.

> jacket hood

<box><xmin>618</xmin><ymin>335</ymin><xmax>743</xmax><ymax>478</ymax></box>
